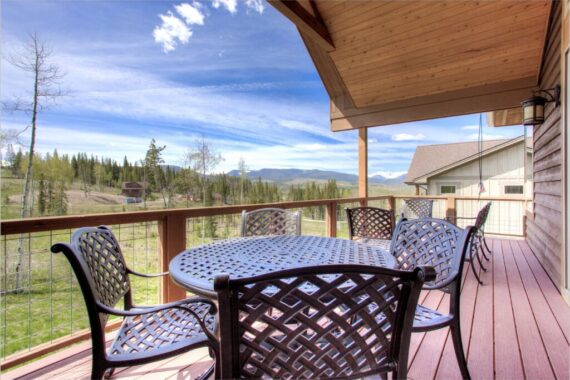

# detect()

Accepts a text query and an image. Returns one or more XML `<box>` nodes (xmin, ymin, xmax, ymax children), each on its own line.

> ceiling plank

<box><xmin>487</xmin><ymin>108</ymin><xmax>524</xmax><ymax>127</ymax></box>
<box><xmin>268</xmin><ymin>0</ymin><xmax>335</xmax><ymax>51</ymax></box>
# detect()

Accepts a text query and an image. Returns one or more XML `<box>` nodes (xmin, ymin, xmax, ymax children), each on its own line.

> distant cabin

<box><xmin>405</xmin><ymin>136</ymin><xmax>532</xmax><ymax>236</ymax></box>
<box><xmin>405</xmin><ymin>136</ymin><xmax>532</xmax><ymax>198</ymax></box>
<box><xmin>121</xmin><ymin>181</ymin><xmax>148</xmax><ymax>198</ymax></box>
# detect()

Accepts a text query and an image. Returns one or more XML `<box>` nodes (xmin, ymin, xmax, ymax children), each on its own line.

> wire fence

<box><xmin>0</xmin><ymin>222</ymin><xmax>160</xmax><ymax>360</ymax></box>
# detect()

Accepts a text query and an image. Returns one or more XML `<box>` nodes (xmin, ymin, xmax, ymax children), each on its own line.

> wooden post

<box><xmin>358</xmin><ymin>128</ymin><xmax>368</xmax><ymax>206</ymax></box>
<box><xmin>446</xmin><ymin>196</ymin><xmax>456</xmax><ymax>223</ymax></box>
<box><xmin>158</xmin><ymin>215</ymin><xmax>187</xmax><ymax>302</ymax></box>
<box><xmin>415</xmin><ymin>185</ymin><xmax>420</xmax><ymax>195</ymax></box>
<box><xmin>326</xmin><ymin>201</ymin><xmax>337</xmax><ymax>238</ymax></box>
<box><xmin>387</xmin><ymin>196</ymin><xmax>396</xmax><ymax>227</ymax></box>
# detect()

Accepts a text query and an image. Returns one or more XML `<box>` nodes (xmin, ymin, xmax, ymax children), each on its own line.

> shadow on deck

<box><xmin>3</xmin><ymin>239</ymin><xmax>569</xmax><ymax>380</ymax></box>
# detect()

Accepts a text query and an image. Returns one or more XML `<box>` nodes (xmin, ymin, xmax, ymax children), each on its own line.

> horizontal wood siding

<box><xmin>527</xmin><ymin>0</ymin><xmax>564</xmax><ymax>287</ymax></box>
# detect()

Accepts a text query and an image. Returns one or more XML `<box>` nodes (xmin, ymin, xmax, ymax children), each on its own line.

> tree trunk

<box><xmin>14</xmin><ymin>55</ymin><xmax>39</xmax><ymax>292</ymax></box>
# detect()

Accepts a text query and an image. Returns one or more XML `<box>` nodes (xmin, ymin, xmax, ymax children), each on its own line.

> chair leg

<box><xmin>91</xmin><ymin>363</ymin><xmax>107</xmax><ymax>380</ymax></box>
<box><xmin>475</xmin><ymin>243</ymin><xmax>487</xmax><ymax>272</ymax></box>
<box><xmin>481</xmin><ymin>236</ymin><xmax>492</xmax><ymax>259</ymax></box>
<box><xmin>450</xmin><ymin>320</ymin><xmax>471</xmax><ymax>380</ymax></box>
<box><xmin>469</xmin><ymin>247</ymin><xmax>483</xmax><ymax>285</ymax></box>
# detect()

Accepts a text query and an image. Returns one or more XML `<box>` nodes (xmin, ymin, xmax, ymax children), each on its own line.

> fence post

<box><xmin>446</xmin><ymin>196</ymin><xmax>456</xmax><ymax>223</ymax></box>
<box><xmin>158</xmin><ymin>215</ymin><xmax>187</xmax><ymax>302</ymax></box>
<box><xmin>326</xmin><ymin>201</ymin><xmax>337</xmax><ymax>238</ymax></box>
<box><xmin>387</xmin><ymin>196</ymin><xmax>396</xmax><ymax>226</ymax></box>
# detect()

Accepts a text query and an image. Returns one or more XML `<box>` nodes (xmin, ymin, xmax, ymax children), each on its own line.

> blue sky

<box><xmin>1</xmin><ymin>0</ymin><xmax>526</xmax><ymax>177</ymax></box>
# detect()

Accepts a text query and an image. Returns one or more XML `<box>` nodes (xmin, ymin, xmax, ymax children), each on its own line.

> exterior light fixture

<box><xmin>521</xmin><ymin>85</ymin><xmax>560</xmax><ymax>126</ymax></box>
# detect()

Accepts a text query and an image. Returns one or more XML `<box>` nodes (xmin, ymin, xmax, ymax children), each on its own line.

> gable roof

<box><xmin>405</xmin><ymin>136</ymin><xmax>531</xmax><ymax>184</ymax></box>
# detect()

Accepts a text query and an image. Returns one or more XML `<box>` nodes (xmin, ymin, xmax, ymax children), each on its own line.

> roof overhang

<box><xmin>269</xmin><ymin>0</ymin><xmax>552</xmax><ymax>131</ymax></box>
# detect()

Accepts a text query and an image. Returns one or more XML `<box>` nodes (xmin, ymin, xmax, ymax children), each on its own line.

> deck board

<box><xmin>501</xmin><ymin>239</ymin><xmax>556</xmax><ymax>379</ymax></box>
<box><xmin>2</xmin><ymin>239</ymin><xmax>568</xmax><ymax>380</ymax></box>
<box><xmin>492</xmin><ymin>239</ymin><xmax>525</xmax><ymax>379</ymax></box>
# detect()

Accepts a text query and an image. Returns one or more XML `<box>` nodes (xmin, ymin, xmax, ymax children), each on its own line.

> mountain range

<box><xmin>227</xmin><ymin>168</ymin><xmax>406</xmax><ymax>185</ymax></box>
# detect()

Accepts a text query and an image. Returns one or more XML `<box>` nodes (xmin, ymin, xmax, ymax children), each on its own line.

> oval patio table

<box><xmin>169</xmin><ymin>235</ymin><xmax>396</xmax><ymax>298</ymax></box>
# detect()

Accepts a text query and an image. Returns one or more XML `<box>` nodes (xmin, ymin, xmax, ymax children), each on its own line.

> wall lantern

<box><xmin>521</xmin><ymin>85</ymin><xmax>560</xmax><ymax>126</ymax></box>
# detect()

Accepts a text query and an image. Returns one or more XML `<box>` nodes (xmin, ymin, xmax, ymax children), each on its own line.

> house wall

<box><xmin>427</xmin><ymin>142</ymin><xmax>531</xmax><ymax>236</ymax></box>
<box><xmin>526</xmin><ymin>0</ymin><xmax>564</xmax><ymax>288</ymax></box>
<box><xmin>562</xmin><ymin>0</ymin><xmax>569</xmax><ymax>300</ymax></box>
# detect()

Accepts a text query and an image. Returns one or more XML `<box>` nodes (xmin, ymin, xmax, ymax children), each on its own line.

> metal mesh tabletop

<box><xmin>169</xmin><ymin>235</ymin><xmax>396</xmax><ymax>297</ymax></box>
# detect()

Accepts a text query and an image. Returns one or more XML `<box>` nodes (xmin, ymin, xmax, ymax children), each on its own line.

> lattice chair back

<box><xmin>54</xmin><ymin>226</ymin><xmax>133</xmax><ymax>329</ymax></box>
<box><xmin>390</xmin><ymin>218</ymin><xmax>474</xmax><ymax>291</ymax></box>
<box><xmin>401</xmin><ymin>199</ymin><xmax>434</xmax><ymax>220</ymax></box>
<box><xmin>240</xmin><ymin>208</ymin><xmax>301</xmax><ymax>237</ymax></box>
<box><xmin>474</xmin><ymin>202</ymin><xmax>492</xmax><ymax>230</ymax></box>
<box><xmin>215</xmin><ymin>264</ymin><xmax>435</xmax><ymax>380</ymax></box>
<box><xmin>346</xmin><ymin>207</ymin><xmax>394</xmax><ymax>240</ymax></box>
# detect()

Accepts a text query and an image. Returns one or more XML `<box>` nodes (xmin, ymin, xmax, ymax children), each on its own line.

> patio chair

<box><xmin>214</xmin><ymin>264</ymin><xmax>436</xmax><ymax>379</ymax></box>
<box><xmin>240</xmin><ymin>207</ymin><xmax>301</xmax><ymax>237</ymax></box>
<box><xmin>51</xmin><ymin>226</ymin><xmax>218</xmax><ymax>379</ymax></box>
<box><xmin>345</xmin><ymin>206</ymin><xmax>394</xmax><ymax>250</ymax></box>
<box><xmin>400</xmin><ymin>198</ymin><xmax>434</xmax><ymax>220</ymax></box>
<box><xmin>390</xmin><ymin>218</ymin><xmax>475</xmax><ymax>380</ymax></box>
<box><xmin>456</xmin><ymin>202</ymin><xmax>492</xmax><ymax>285</ymax></box>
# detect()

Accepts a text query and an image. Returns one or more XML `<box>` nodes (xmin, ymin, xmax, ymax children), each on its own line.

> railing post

<box><xmin>326</xmin><ymin>201</ymin><xmax>337</xmax><ymax>238</ymax></box>
<box><xmin>446</xmin><ymin>196</ymin><xmax>456</xmax><ymax>223</ymax></box>
<box><xmin>387</xmin><ymin>196</ymin><xmax>396</xmax><ymax>226</ymax></box>
<box><xmin>158</xmin><ymin>215</ymin><xmax>187</xmax><ymax>302</ymax></box>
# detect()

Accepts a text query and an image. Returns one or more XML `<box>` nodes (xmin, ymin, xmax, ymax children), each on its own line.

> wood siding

<box><xmin>527</xmin><ymin>0</ymin><xmax>564</xmax><ymax>287</ymax></box>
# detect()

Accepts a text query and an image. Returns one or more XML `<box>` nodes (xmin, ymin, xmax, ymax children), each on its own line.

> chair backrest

<box><xmin>214</xmin><ymin>264</ymin><xmax>435</xmax><ymax>380</ymax></box>
<box><xmin>51</xmin><ymin>226</ymin><xmax>132</xmax><ymax>331</ymax></box>
<box><xmin>401</xmin><ymin>199</ymin><xmax>434</xmax><ymax>219</ymax></box>
<box><xmin>474</xmin><ymin>202</ymin><xmax>492</xmax><ymax>230</ymax></box>
<box><xmin>346</xmin><ymin>207</ymin><xmax>394</xmax><ymax>240</ymax></box>
<box><xmin>240</xmin><ymin>208</ymin><xmax>301</xmax><ymax>237</ymax></box>
<box><xmin>390</xmin><ymin>218</ymin><xmax>474</xmax><ymax>291</ymax></box>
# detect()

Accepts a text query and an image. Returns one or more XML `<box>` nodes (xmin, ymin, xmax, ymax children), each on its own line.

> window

<box><xmin>440</xmin><ymin>185</ymin><xmax>456</xmax><ymax>194</ymax></box>
<box><xmin>504</xmin><ymin>185</ymin><xmax>524</xmax><ymax>194</ymax></box>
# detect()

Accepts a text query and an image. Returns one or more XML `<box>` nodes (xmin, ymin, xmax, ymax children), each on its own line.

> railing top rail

<box><xmin>0</xmin><ymin>196</ymin><xmax>391</xmax><ymax>235</ymax></box>
<box><xmin>392</xmin><ymin>195</ymin><xmax>530</xmax><ymax>202</ymax></box>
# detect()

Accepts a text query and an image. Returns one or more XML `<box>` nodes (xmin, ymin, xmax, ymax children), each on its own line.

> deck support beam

<box><xmin>358</xmin><ymin>128</ymin><xmax>368</xmax><ymax>206</ymax></box>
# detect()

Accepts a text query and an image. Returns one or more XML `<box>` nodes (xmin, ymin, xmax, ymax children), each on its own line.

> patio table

<box><xmin>169</xmin><ymin>235</ymin><xmax>396</xmax><ymax>298</ymax></box>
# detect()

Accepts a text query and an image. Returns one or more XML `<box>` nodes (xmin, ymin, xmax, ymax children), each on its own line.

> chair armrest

<box><xmin>421</xmin><ymin>270</ymin><xmax>458</xmax><ymax>291</ymax></box>
<box><xmin>97</xmin><ymin>298</ymin><xmax>218</xmax><ymax>341</ymax></box>
<box><xmin>127</xmin><ymin>268</ymin><xmax>169</xmax><ymax>278</ymax></box>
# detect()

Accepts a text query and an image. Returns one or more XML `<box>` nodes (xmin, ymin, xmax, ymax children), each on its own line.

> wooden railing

<box><xmin>0</xmin><ymin>194</ymin><xmax>528</xmax><ymax>369</ymax></box>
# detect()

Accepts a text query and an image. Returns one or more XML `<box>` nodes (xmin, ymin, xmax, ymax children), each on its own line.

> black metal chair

<box><xmin>214</xmin><ymin>264</ymin><xmax>435</xmax><ymax>379</ymax></box>
<box><xmin>240</xmin><ymin>207</ymin><xmax>301</xmax><ymax>237</ymax></box>
<box><xmin>390</xmin><ymin>218</ymin><xmax>475</xmax><ymax>380</ymax></box>
<box><xmin>345</xmin><ymin>207</ymin><xmax>394</xmax><ymax>250</ymax></box>
<box><xmin>400</xmin><ymin>198</ymin><xmax>434</xmax><ymax>220</ymax></box>
<box><xmin>456</xmin><ymin>202</ymin><xmax>492</xmax><ymax>285</ymax></box>
<box><xmin>51</xmin><ymin>226</ymin><xmax>218</xmax><ymax>379</ymax></box>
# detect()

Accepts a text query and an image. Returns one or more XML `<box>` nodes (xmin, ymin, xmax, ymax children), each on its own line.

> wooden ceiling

<box><xmin>269</xmin><ymin>0</ymin><xmax>552</xmax><ymax>131</ymax></box>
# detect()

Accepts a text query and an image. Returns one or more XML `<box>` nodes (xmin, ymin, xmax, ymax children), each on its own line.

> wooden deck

<box><xmin>2</xmin><ymin>238</ymin><xmax>568</xmax><ymax>380</ymax></box>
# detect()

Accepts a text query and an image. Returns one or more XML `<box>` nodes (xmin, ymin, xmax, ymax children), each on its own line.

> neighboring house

<box><xmin>405</xmin><ymin>136</ymin><xmax>532</xmax><ymax>236</ymax></box>
<box><xmin>405</xmin><ymin>136</ymin><xmax>532</xmax><ymax>198</ymax></box>
<box><xmin>121</xmin><ymin>181</ymin><xmax>148</xmax><ymax>198</ymax></box>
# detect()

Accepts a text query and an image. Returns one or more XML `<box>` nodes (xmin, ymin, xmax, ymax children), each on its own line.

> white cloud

<box><xmin>211</xmin><ymin>0</ymin><xmax>237</xmax><ymax>13</ymax></box>
<box><xmin>153</xmin><ymin>12</ymin><xmax>192</xmax><ymax>52</ymax></box>
<box><xmin>245</xmin><ymin>0</ymin><xmax>264</xmax><ymax>14</ymax></box>
<box><xmin>175</xmin><ymin>3</ymin><xmax>205</xmax><ymax>25</ymax></box>
<box><xmin>370</xmin><ymin>170</ymin><xmax>407</xmax><ymax>179</ymax></box>
<box><xmin>391</xmin><ymin>133</ymin><xmax>426</xmax><ymax>141</ymax></box>
<box><xmin>462</xmin><ymin>125</ymin><xmax>479</xmax><ymax>130</ymax></box>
